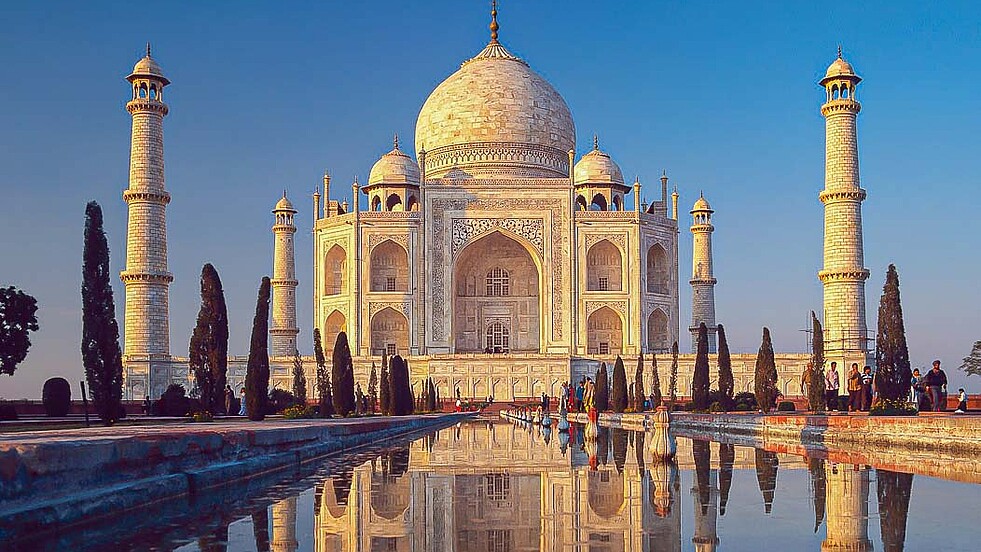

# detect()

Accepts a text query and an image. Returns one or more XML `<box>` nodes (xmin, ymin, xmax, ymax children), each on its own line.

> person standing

<box><xmin>825</xmin><ymin>362</ymin><xmax>840</xmax><ymax>411</ymax></box>
<box><xmin>576</xmin><ymin>380</ymin><xmax>585</xmax><ymax>413</ymax></box>
<box><xmin>224</xmin><ymin>385</ymin><xmax>234</xmax><ymax>416</ymax></box>
<box><xmin>142</xmin><ymin>395</ymin><xmax>151</xmax><ymax>416</ymax></box>
<box><xmin>924</xmin><ymin>360</ymin><xmax>948</xmax><ymax>412</ymax></box>
<box><xmin>847</xmin><ymin>363</ymin><xmax>862</xmax><ymax>412</ymax></box>
<box><xmin>801</xmin><ymin>363</ymin><xmax>812</xmax><ymax>397</ymax></box>
<box><xmin>238</xmin><ymin>387</ymin><xmax>247</xmax><ymax>416</ymax></box>
<box><xmin>955</xmin><ymin>388</ymin><xmax>968</xmax><ymax>413</ymax></box>
<box><xmin>860</xmin><ymin>366</ymin><xmax>874</xmax><ymax>411</ymax></box>
<box><xmin>910</xmin><ymin>369</ymin><xmax>925</xmax><ymax>411</ymax></box>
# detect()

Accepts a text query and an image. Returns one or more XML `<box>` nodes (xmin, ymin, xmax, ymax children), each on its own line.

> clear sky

<box><xmin>2</xmin><ymin>0</ymin><xmax>979</xmax><ymax>399</ymax></box>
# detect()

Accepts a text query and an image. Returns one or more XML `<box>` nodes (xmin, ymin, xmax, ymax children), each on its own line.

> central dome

<box><xmin>415</xmin><ymin>41</ymin><xmax>576</xmax><ymax>179</ymax></box>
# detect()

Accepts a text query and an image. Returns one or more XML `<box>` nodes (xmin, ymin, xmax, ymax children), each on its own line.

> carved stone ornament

<box><xmin>585</xmin><ymin>300</ymin><xmax>627</xmax><ymax>317</ymax></box>
<box><xmin>451</xmin><ymin>218</ymin><xmax>544</xmax><ymax>257</ymax></box>
<box><xmin>369</xmin><ymin>301</ymin><xmax>411</xmax><ymax>319</ymax></box>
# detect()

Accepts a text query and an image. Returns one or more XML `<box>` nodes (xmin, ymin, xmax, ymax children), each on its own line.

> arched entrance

<box><xmin>587</xmin><ymin>306</ymin><xmax>622</xmax><ymax>356</ymax></box>
<box><xmin>647</xmin><ymin>309</ymin><xmax>669</xmax><ymax>352</ymax></box>
<box><xmin>453</xmin><ymin>231</ymin><xmax>540</xmax><ymax>353</ymax></box>
<box><xmin>323</xmin><ymin>245</ymin><xmax>346</xmax><ymax>295</ymax></box>
<box><xmin>370</xmin><ymin>240</ymin><xmax>409</xmax><ymax>292</ymax></box>
<box><xmin>323</xmin><ymin>310</ymin><xmax>346</xmax><ymax>353</ymax></box>
<box><xmin>370</xmin><ymin>307</ymin><xmax>409</xmax><ymax>356</ymax></box>
<box><xmin>587</xmin><ymin>239</ymin><xmax>622</xmax><ymax>291</ymax></box>
<box><xmin>646</xmin><ymin>243</ymin><xmax>669</xmax><ymax>294</ymax></box>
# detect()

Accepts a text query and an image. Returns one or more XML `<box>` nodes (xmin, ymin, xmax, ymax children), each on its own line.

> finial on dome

<box><xmin>283</xmin><ymin>189</ymin><xmax>287</xmax><ymax>199</ymax></box>
<box><xmin>837</xmin><ymin>44</ymin><xmax>842</xmax><ymax>59</ymax></box>
<box><xmin>146</xmin><ymin>42</ymin><xmax>151</xmax><ymax>57</ymax></box>
<box><xmin>394</xmin><ymin>133</ymin><xmax>399</xmax><ymax>150</ymax></box>
<box><xmin>490</xmin><ymin>0</ymin><xmax>500</xmax><ymax>44</ymax></box>
<box><xmin>593</xmin><ymin>135</ymin><xmax>599</xmax><ymax>150</ymax></box>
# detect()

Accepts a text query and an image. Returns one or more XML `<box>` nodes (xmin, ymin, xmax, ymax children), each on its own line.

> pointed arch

<box><xmin>587</xmin><ymin>239</ymin><xmax>623</xmax><ymax>291</ymax></box>
<box><xmin>646</xmin><ymin>243</ymin><xmax>669</xmax><ymax>294</ymax></box>
<box><xmin>370</xmin><ymin>307</ymin><xmax>408</xmax><ymax>356</ymax></box>
<box><xmin>587</xmin><ymin>306</ymin><xmax>623</xmax><ymax>356</ymax></box>
<box><xmin>576</xmin><ymin>194</ymin><xmax>588</xmax><ymax>211</ymax></box>
<box><xmin>323</xmin><ymin>310</ymin><xmax>346</xmax><ymax>353</ymax></box>
<box><xmin>386</xmin><ymin>193</ymin><xmax>403</xmax><ymax>211</ymax></box>
<box><xmin>611</xmin><ymin>195</ymin><xmax>623</xmax><ymax>211</ymax></box>
<box><xmin>590</xmin><ymin>193</ymin><xmax>608</xmax><ymax>211</ymax></box>
<box><xmin>323</xmin><ymin>244</ymin><xmax>346</xmax><ymax>295</ymax></box>
<box><xmin>647</xmin><ymin>309</ymin><xmax>669</xmax><ymax>352</ymax></box>
<box><xmin>370</xmin><ymin>240</ymin><xmax>408</xmax><ymax>292</ymax></box>
<box><xmin>406</xmin><ymin>194</ymin><xmax>419</xmax><ymax>211</ymax></box>
<box><xmin>588</xmin><ymin>469</ymin><xmax>626</xmax><ymax>519</ymax></box>
<box><xmin>371</xmin><ymin>195</ymin><xmax>382</xmax><ymax>211</ymax></box>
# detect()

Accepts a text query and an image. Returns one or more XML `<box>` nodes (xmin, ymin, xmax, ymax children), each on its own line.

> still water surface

<box><xmin>15</xmin><ymin>419</ymin><xmax>980</xmax><ymax>551</ymax></box>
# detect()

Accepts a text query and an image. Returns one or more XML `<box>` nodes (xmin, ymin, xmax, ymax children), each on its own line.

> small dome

<box><xmin>368</xmin><ymin>140</ymin><xmax>420</xmax><ymax>186</ymax></box>
<box><xmin>574</xmin><ymin>142</ymin><xmax>624</xmax><ymax>186</ymax></box>
<box><xmin>820</xmin><ymin>50</ymin><xmax>860</xmax><ymax>85</ymax></box>
<box><xmin>274</xmin><ymin>194</ymin><xmax>296</xmax><ymax>212</ymax></box>
<box><xmin>128</xmin><ymin>53</ymin><xmax>169</xmax><ymax>85</ymax></box>
<box><xmin>691</xmin><ymin>194</ymin><xmax>712</xmax><ymax>212</ymax></box>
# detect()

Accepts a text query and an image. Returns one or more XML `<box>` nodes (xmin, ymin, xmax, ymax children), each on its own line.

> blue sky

<box><xmin>2</xmin><ymin>0</ymin><xmax>979</xmax><ymax>398</ymax></box>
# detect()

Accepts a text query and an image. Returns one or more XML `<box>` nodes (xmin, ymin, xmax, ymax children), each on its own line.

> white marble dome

<box><xmin>415</xmin><ymin>41</ymin><xmax>575</xmax><ymax>179</ymax></box>
<box><xmin>274</xmin><ymin>194</ymin><xmax>295</xmax><ymax>212</ymax></box>
<box><xmin>128</xmin><ymin>55</ymin><xmax>169</xmax><ymax>84</ymax></box>
<box><xmin>574</xmin><ymin>145</ymin><xmax>624</xmax><ymax>186</ymax></box>
<box><xmin>368</xmin><ymin>141</ymin><xmax>420</xmax><ymax>185</ymax></box>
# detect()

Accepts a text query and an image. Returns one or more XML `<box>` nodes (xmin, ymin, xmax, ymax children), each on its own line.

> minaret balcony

<box><xmin>126</xmin><ymin>99</ymin><xmax>169</xmax><ymax>115</ymax></box>
<box><xmin>820</xmin><ymin>100</ymin><xmax>861</xmax><ymax>116</ymax></box>
<box><xmin>123</xmin><ymin>189</ymin><xmax>171</xmax><ymax>204</ymax></box>
<box><xmin>120</xmin><ymin>270</ymin><xmax>174</xmax><ymax>284</ymax></box>
<box><xmin>819</xmin><ymin>188</ymin><xmax>866</xmax><ymax>204</ymax></box>
<box><xmin>818</xmin><ymin>268</ymin><xmax>870</xmax><ymax>283</ymax></box>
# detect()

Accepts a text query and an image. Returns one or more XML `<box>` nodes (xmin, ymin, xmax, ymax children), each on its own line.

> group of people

<box><xmin>142</xmin><ymin>385</ymin><xmax>249</xmax><ymax>416</ymax></box>
<box><xmin>816</xmin><ymin>359</ymin><xmax>966</xmax><ymax>413</ymax></box>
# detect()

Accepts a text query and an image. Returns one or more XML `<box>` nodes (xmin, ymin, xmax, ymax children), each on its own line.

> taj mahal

<box><xmin>119</xmin><ymin>8</ymin><xmax>870</xmax><ymax>402</ymax></box>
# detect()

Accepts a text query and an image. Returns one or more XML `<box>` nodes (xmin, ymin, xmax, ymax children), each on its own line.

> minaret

<box><xmin>819</xmin><ymin>48</ymin><xmax>869</xmax><ymax>359</ymax></box>
<box><xmin>689</xmin><ymin>193</ymin><xmax>717</xmax><ymax>353</ymax></box>
<box><xmin>822</xmin><ymin>463</ymin><xmax>872</xmax><ymax>552</ymax></box>
<box><xmin>270</xmin><ymin>192</ymin><xmax>299</xmax><ymax>357</ymax></box>
<box><xmin>121</xmin><ymin>44</ymin><xmax>173</xmax><ymax>359</ymax></box>
<box><xmin>271</xmin><ymin>497</ymin><xmax>299</xmax><ymax>552</ymax></box>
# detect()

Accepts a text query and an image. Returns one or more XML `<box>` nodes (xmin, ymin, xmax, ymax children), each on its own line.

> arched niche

<box><xmin>323</xmin><ymin>310</ymin><xmax>346</xmax><ymax>353</ymax></box>
<box><xmin>587</xmin><ymin>306</ymin><xmax>623</xmax><ymax>356</ymax></box>
<box><xmin>323</xmin><ymin>244</ymin><xmax>346</xmax><ymax>296</ymax></box>
<box><xmin>646</xmin><ymin>243</ymin><xmax>669</xmax><ymax>294</ymax></box>
<box><xmin>647</xmin><ymin>309</ymin><xmax>669</xmax><ymax>352</ymax></box>
<box><xmin>370</xmin><ymin>240</ymin><xmax>409</xmax><ymax>292</ymax></box>
<box><xmin>370</xmin><ymin>307</ymin><xmax>408</xmax><ymax>357</ymax></box>
<box><xmin>586</xmin><ymin>240</ymin><xmax>622</xmax><ymax>291</ymax></box>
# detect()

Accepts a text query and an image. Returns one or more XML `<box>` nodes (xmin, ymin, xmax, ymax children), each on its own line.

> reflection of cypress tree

<box><xmin>332</xmin><ymin>464</ymin><xmax>356</xmax><ymax>506</ymax></box>
<box><xmin>199</xmin><ymin>522</ymin><xmax>229</xmax><ymax>552</ymax></box>
<box><xmin>388</xmin><ymin>446</ymin><xmax>410</xmax><ymax>478</ymax></box>
<box><xmin>611</xmin><ymin>428</ymin><xmax>628</xmax><ymax>473</ymax></box>
<box><xmin>808</xmin><ymin>457</ymin><xmax>827</xmax><ymax>532</ymax></box>
<box><xmin>754</xmin><ymin>449</ymin><xmax>779</xmax><ymax>514</ymax></box>
<box><xmin>692</xmin><ymin>439</ymin><xmax>712</xmax><ymax>514</ymax></box>
<box><xmin>634</xmin><ymin>430</ymin><xmax>645</xmax><ymax>471</ymax></box>
<box><xmin>252</xmin><ymin>506</ymin><xmax>270</xmax><ymax>552</ymax></box>
<box><xmin>596</xmin><ymin>427</ymin><xmax>610</xmax><ymax>465</ymax></box>
<box><xmin>877</xmin><ymin>469</ymin><xmax>914</xmax><ymax>552</ymax></box>
<box><xmin>313</xmin><ymin>484</ymin><xmax>323</xmax><ymax>519</ymax></box>
<box><xmin>718</xmin><ymin>443</ymin><xmax>734</xmax><ymax>516</ymax></box>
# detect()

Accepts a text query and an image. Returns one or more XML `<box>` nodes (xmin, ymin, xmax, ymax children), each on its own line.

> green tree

<box><xmin>81</xmin><ymin>202</ymin><xmax>124</xmax><ymax>425</ymax></box>
<box><xmin>669</xmin><ymin>341</ymin><xmax>679</xmax><ymax>406</ymax></box>
<box><xmin>313</xmin><ymin>328</ymin><xmax>331</xmax><ymax>417</ymax></box>
<box><xmin>692</xmin><ymin>322</ymin><xmax>710</xmax><ymax>410</ymax></box>
<box><xmin>650</xmin><ymin>353</ymin><xmax>662</xmax><ymax>408</ymax></box>
<box><xmin>189</xmin><ymin>264</ymin><xmax>228</xmax><ymax>413</ymax></box>
<box><xmin>245</xmin><ymin>277</ymin><xmax>271</xmax><ymax>421</ymax></box>
<box><xmin>331</xmin><ymin>331</ymin><xmax>356</xmax><ymax>416</ymax></box>
<box><xmin>961</xmin><ymin>340</ymin><xmax>981</xmax><ymax>377</ymax></box>
<box><xmin>292</xmin><ymin>351</ymin><xmax>307</xmax><ymax>406</ymax></box>
<box><xmin>594</xmin><ymin>362</ymin><xmax>610</xmax><ymax>412</ymax></box>
<box><xmin>717</xmin><ymin>323</ymin><xmax>734</xmax><ymax>411</ymax></box>
<box><xmin>634</xmin><ymin>353</ymin><xmax>646</xmax><ymax>411</ymax></box>
<box><xmin>0</xmin><ymin>286</ymin><xmax>39</xmax><ymax>376</ymax></box>
<box><xmin>427</xmin><ymin>378</ymin><xmax>438</xmax><ymax>411</ymax></box>
<box><xmin>367</xmin><ymin>362</ymin><xmax>378</xmax><ymax>413</ymax></box>
<box><xmin>809</xmin><ymin>312</ymin><xmax>827</xmax><ymax>412</ymax></box>
<box><xmin>611</xmin><ymin>355</ymin><xmax>628</xmax><ymax>413</ymax></box>
<box><xmin>875</xmin><ymin>264</ymin><xmax>912</xmax><ymax>403</ymax></box>
<box><xmin>388</xmin><ymin>354</ymin><xmax>412</xmax><ymax>415</ymax></box>
<box><xmin>754</xmin><ymin>327</ymin><xmax>778</xmax><ymax>412</ymax></box>
<box><xmin>379</xmin><ymin>352</ymin><xmax>391</xmax><ymax>415</ymax></box>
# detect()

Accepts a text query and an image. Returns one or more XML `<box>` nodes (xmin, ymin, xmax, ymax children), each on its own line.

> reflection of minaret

<box><xmin>822</xmin><ymin>463</ymin><xmax>872</xmax><ymax>552</ymax></box>
<box><xmin>691</xmin><ymin>470</ymin><xmax>720</xmax><ymax>552</ymax></box>
<box><xmin>689</xmin><ymin>194</ymin><xmax>717</xmax><ymax>353</ymax></box>
<box><xmin>646</xmin><ymin>460</ymin><xmax>682</xmax><ymax>552</ymax></box>
<box><xmin>270</xmin><ymin>192</ymin><xmax>299</xmax><ymax>357</ymax></box>
<box><xmin>271</xmin><ymin>497</ymin><xmax>298</xmax><ymax>552</ymax></box>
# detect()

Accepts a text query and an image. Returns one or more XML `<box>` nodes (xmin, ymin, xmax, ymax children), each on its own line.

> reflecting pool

<box><xmin>10</xmin><ymin>419</ymin><xmax>980</xmax><ymax>551</ymax></box>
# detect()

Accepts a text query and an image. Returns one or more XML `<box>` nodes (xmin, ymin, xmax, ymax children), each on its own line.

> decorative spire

<box><xmin>146</xmin><ymin>42</ymin><xmax>151</xmax><ymax>57</ymax></box>
<box><xmin>393</xmin><ymin>132</ymin><xmax>399</xmax><ymax>150</ymax></box>
<box><xmin>837</xmin><ymin>44</ymin><xmax>842</xmax><ymax>59</ymax></box>
<box><xmin>283</xmin><ymin>189</ymin><xmax>287</xmax><ymax>199</ymax></box>
<box><xmin>490</xmin><ymin>0</ymin><xmax>499</xmax><ymax>44</ymax></box>
<box><xmin>593</xmin><ymin>135</ymin><xmax>599</xmax><ymax>150</ymax></box>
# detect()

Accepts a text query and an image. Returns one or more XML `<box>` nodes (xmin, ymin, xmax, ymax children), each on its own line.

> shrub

<box><xmin>190</xmin><ymin>410</ymin><xmax>214</xmax><ymax>423</ymax></box>
<box><xmin>267</xmin><ymin>389</ymin><xmax>297</xmax><ymax>414</ymax></box>
<box><xmin>777</xmin><ymin>401</ymin><xmax>796</xmax><ymax>412</ymax></box>
<box><xmin>154</xmin><ymin>383</ymin><xmax>192</xmax><ymax>417</ymax></box>
<box><xmin>734</xmin><ymin>391</ymin><xmax>758</xmax><ymax>411</ymax></box>
<box><xmin>870</xmin><ymin>398</ymin><xmax>918</xmax><ymax>416</ymax></box>
<box><xmin>283</xmin><ymin>405</ymin><xmax>317</xmax><ymax>419</ymax></box>
<box><xmin>0</xmin><ymin>402</ymin><xmax>18</xmax><ymax>421</ymax></box>
<box><xmin>735</xmin><ymin>403</ymin><xmax>750</xmax><ymax>412</ymax></box>
<box><xmin>42</xmin><ymin>377</ymin><xmax>72</xmax><ymax>417</ymax></box>
<box><xmin>709</xmin><ymin>401</ymin><xmax>724</xmax><ymax>413</ymax></box>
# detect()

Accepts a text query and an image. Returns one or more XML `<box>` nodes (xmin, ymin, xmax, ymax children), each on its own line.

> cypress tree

<box><xmin>634</xmin><ymin>353</ymin><xmax>646</xmax><ymax>411</ymax></box>
<box><xmin>692</xmin><ymin>322</ymin><xmax>710</xmax><ymax>410</ymax></box>
<box><xmin>245</xmin><ymin>277</ymin><xmax>271</xmax><ymax>421</ymax></box>
<box><xmin>188</xmin><ymin>263</ymin><xmax>228</xmax><ymax>414</ymax></box>
<box><xmin>875</xmin><ymin>264</ymin><xmax>912</xmax><ymax>403</ymax></box>
<box><xmin>292</xmin><ymin>351</ymin><xmax>306</xmax><ymax>406</ymax></box>
<box><xmin>611</xmin><ymin>355</ymin><xmax>628</xmax><ymax>413</ymax></box>
<box><xmin>313</xmin><ymin>328</ymin><xmax>331</xmax><ymax>417</ymax></box>
<box><xmin>650</xmin><ymin>353</ymin><xmax>662</xmax><ymax>408</ymax></box>
<box><xmin>960</xmin><ymin>340</ymin><xmax>981</xmax><ymax>377</ymax></box>
<box><xmin>367</xmin><ymin>362</ymin><xmax>378</xmax><ymax>413</ymax></box>
<box><xmin>754</xmin><ymin>327</ymin><xmax>778</xmax><ymax>412</ymax></box>
<box><xmin>809</xmin><ymin>312</ymin><xmax>827</xmax><ymax>412</ymax></box>
<box><xmin>379</xmin><ymin>352</ymin><xmax>391</xmax><ymax>415</ymax></box>
<box><xmin>80</xmin><ymin>201</ymin><xmax>124</xmax><ymax>425</ymax></box>
<box><xmin>594</xmin><ymin>362</ymin><xmax>610</xmax><ymax>411</ymax></box>
<box><xmin>389</xmin><ymin>354</ymin><xmax>412</xmax><ymax>415</ymax></box>
<box><xmin>669</xmin><ymin>341</ymin><xmax>679</xmax><ymax>406</ymax></box>
<box><xmin>717</xmin><ymin>323</ymin><xmax>734</xmax><ymax>411</ymax></box>
<box><xmin>427</xmin><ymin>378</ymin><xmax>437</xmax><ymax>411</ymax></box>
<box><xmin>331</xmin><ymin>331</ymin><xmax>355</xmax><ymax>416</ymax></box>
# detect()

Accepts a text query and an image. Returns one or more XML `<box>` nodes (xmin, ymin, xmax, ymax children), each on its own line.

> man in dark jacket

<box><xmin>923</xmin><ymin>360</ymin><xmax>948</xmax><ymax>412</ymax></box>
